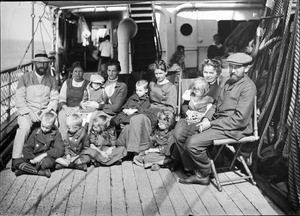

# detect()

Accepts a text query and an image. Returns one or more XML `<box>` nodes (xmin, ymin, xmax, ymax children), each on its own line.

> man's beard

<box><xmin>36</xmin><ymin>66</ymin><xmax>48</xmax><ymax>76</ymax></box>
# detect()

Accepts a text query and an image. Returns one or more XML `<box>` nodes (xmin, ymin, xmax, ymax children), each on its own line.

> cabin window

<box><xmin>180</xmin><ymin>23</ymin><xmax>193</xmax><ymax>36</ymax></box>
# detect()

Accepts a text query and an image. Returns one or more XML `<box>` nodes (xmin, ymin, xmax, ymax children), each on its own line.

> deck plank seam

<box><xmin>19</xmin><ymin>175</ymin><xmax>40</xmax><ymax>215</ymax></box>
<box><xmin>2</xmin><ymin>175</ymin><xmax>28</xmax><ymax>214</ymax></box>
<box><xmin>63</xmin><ymin>170</ymin><xmax>77</xmax><ymax>215</ymax></box>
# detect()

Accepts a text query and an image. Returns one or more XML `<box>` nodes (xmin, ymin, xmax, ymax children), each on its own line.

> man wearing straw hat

<box><xmin>11</xmin><ymin>50</ymin><xmax>60</xmax><ymax>172</ymax></box>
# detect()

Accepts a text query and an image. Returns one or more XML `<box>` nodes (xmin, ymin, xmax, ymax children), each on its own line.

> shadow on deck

<box><xmin>0</xmin><ymin>161</ymin><xmax>284</xmax><ymax>216</ymax></box>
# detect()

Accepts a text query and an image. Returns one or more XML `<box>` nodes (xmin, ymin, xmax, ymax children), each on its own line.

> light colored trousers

<box><xmin>12</xmin><ymin>115</ymin><xmax>36</xmax><ymax>159</ymax></box>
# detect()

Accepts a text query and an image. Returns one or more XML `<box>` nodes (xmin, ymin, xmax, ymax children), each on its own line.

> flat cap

<box><xmin>226</xmin><ymin>52</ymin><xmax>253</xmax><ymax>65</ymax></box>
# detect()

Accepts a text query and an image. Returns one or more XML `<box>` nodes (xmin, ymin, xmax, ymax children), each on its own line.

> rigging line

<box><xmin>39</xmin><ymin>21</ymin><xmax>46</xmax><ymax>51</ymax></box>
<box><xmin>17</xmin><ymin>4</ymin><xmax>47</xmax><ymax>70</ymax></box>
<box><xmin>41</xmin><ymin>20</ymin><xmax>52</xmax><ymax>40</ymax></box>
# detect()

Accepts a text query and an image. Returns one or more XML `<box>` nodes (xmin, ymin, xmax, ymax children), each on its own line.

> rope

<box><xmin>288</xmin><ymin>0</ymin><xmax>300</xmax><ymax>211</ymax></box>
<box><xmin>17</xmin><ymin>4</ymin><xmax>47</xmax><ymax>70</ymax></box>
<box><xmin>274</xmin><ymin>0</ymin><xmax>295</xmax><ymax>150</ymax></box>
<box><xmin>257</xmin><ymin>0</ymin><xmax>292</xmax><ymax>158</ymax></box>
<box><xmin>39</xmin><ymin>20</ymin><xmax>46</xmax><ymax>51</ymax></box>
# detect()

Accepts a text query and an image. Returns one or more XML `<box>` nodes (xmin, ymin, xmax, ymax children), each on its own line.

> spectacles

<box><xmin>204</xmin><ymin>59</ymin><xmax>221</xmax><ymax>67</ymax></box>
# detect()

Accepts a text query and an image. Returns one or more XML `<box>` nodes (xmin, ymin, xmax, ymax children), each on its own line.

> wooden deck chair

<box><xmin>210</xmin><ymin>96</ymin><xmax>259</xmax><ymax>191</ymax></box>
<box><xmin>166</xmin><ymin>71</ymin><xmax>183</xmax><ymax>120</ymax></box>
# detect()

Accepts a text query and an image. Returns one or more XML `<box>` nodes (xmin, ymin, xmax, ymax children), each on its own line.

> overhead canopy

<box><xmin>43</xmin><ymin>1</ymin><xmax>266</xmax><ymax>9</ymax></box>
<box><xmin>43</xmin><ymin>1</ymin><xmax>148</xmax><ymax>8</ymax></box>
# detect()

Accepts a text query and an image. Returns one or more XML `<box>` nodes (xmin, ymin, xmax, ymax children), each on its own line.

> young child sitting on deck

<box><xmin>181</xmin><ymin>77</ymin><xmax>214</xmax><ymax>124</ymax></box>
<box><xmin>80</xmin><ymin>115</ymin><xmax>127</xmax><ymax>166</ymax></box>
<box><xmin>110</xmin><ymin>80</ymin><xmax>150</xmax><ymax>129</ymax></box>
<box><xmin>55</xmin><ymin>114</ymin><xmax>88</xmax><ymax>171</ymax></box>
<box><xmin>80</xmin><ymin>74</ymin><xmax>107</xmax><ymax>125</ymax></box>
<box><xmin>133</xmin><ymin>110</ymin><xmax>175</xmax><ymax>171</ymax></box>
<box><xmin>13</xmin><ymin>112</ymin><xmax>64</xmax><ymax>178</ymax></box>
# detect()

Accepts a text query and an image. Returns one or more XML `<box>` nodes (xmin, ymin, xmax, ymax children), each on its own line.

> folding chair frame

<box><xmin>210</xmin><ymin>96</ymin><xmax>259</xmax><ymax>192</ymax></box>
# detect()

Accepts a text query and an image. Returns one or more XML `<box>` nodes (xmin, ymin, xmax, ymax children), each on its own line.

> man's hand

<box><xmin>39</xmin><ymin>108</ymin><xmax>52</xmax><ymax>120</ymax></box>
<box><xmin>196</xmin><ymin>118</ymin><xmax>211</xmax><ymax>132</ymax></box>
<box><xmin>29</xmin><ymin>111</ymin><xmax>40</xmax><ymax>122</ymax></box>
<box><xmin>30</xmin><ymin>153</ymin><xmax>47</xmax><ymax>164</ymax></box>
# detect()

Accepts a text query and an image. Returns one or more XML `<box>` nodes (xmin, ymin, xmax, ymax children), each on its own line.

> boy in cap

<box><xmin>12</xmin><ymin>50</ymin><xmax>59</xmax><ymax>172</ymax></box>
<box><xmin>172</xmin><ymin>52</ymin><xmax>256</xmax><ymax>185</ymax></box>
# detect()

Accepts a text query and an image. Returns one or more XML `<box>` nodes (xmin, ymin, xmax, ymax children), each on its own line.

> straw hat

<box><xmin>32</xmin><ymin>50</ymin><xmax>51</xmax><ymax>62</ymax></box>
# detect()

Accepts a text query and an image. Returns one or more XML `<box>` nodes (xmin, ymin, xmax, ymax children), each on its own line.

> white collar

<box><xmin>35</xmin><ymin>71</ymin><xmax>44</xmax><ymax>79</ymax></box>
<box><xmin>157</xmin><ymin>78</ymin><xmax>169</xmax><ymax>85</ymax></box>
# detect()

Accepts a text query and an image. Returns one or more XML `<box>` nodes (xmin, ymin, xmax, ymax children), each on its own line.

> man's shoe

<box><xmin>179</xmin><ymin>174</ymin><xmax>210</xmax><ymax>185</ymax></box>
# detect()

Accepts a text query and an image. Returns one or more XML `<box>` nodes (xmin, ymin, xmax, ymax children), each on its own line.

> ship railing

<box><xmin>0</xmin><ymin>62</ymin><xmax>32</xmax><ymax>164</ymax></box>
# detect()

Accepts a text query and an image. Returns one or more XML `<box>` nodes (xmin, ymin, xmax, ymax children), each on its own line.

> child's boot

<box><xmin>37</xmin><ymin>169</ymin><xmax>51</xmax><ymax>178</ymax></box>
<box><xmin>69</xmin><ymin>162</ymin><xmax>88</xmax><ymax>172</ymax></box>
<box><xmin>16</xmin><ymin>162</ymin><xmax>38</xmax><ymax>176</ymax></box>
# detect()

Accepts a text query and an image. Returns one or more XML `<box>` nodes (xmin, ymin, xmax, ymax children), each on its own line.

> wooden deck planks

<box><xmin>0</xmin><ymin>169</ymin><xmax>17</xmax><ymax>202</ymax></box>
<box><xmin>0</xmin><ymin>161</ymin><xmax>285</xmax><ymax>216</ymax></box>
<box><xmin>225</xmin><ymin>171</ymin><xmax>284</xmax><ymax>215</ymax></box>
<box><xmin>207</xmin><ymin>173</ymin><xmax>243</xmax><ymax>215</ymax></box>
<box><xmin>64</xmin><ymin>169</ymin><xmax>86</xmax><ymax>216</ymax></box>
<box><xmin>122</xmin><ymin>161</ymin><xmax>143</xmax><ymax>216</ymax></box>
<box><xmin>20</xmin><ymin>175</ymin><xmax>50</xmax><ymax>215</ymax></box>
<box><xmin>50</xmin><ymin>169</ymin><xmax>76</xmax><ymax>215</ymax></box>
<box><xmin>81</xmin><ymin>167</ymin><xmax>99</xmax><ymax>216</ymax></box>
<box><xmin>133</xmin><ymin>163</ymin><xmax>159</xmax><ymax>216</ymax></box>
<box><xmin>34</xmin><ymin>169</ymin><xmax>64</xmax><ymax>216</ymax></box>
<box><xmin>146</xmin><ymin>168</ymin><xmax>176</xmax><ymax>216</ymax></box>
<box><xmin>159</xmin><ymin>168</ymin><xmax>193</xmax><ymax>216</ymax></box>
<box><xmin>111</xmin><ymin>165</ymin><xmax>127</xmax><ymax>216</ymax></box>
<box><xmin>6</xmin><ymin>174</ymin><xmax>39</xmax><ymax>215</ymax></box>
<box><xmin>0</xmin><ymin>172</ymin><xmax>28</xmax><ymax>214</ymax></box>
<box><xmin>220</xmin><ymin>171</ymin><xmax>260</xmax><ymax>215</ymax></box>
<box><xmin>193</xmin><ymin>182</ymin><xmax>227</xmax><ymax>215</ymax></box>
<box><xmin>171</xmin><ymin>171</ymin><xmax>210</xmax><ymax>215</ymax></box>
<box><xmin>96</xmin><ymin>166</ymin><xmax>112</xmax><ymax>216</ymax></box>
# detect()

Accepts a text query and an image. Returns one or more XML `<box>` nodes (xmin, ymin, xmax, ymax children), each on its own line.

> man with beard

<box><xmin>11</xmin><ymin>50</ymin><xmax>59</xmax><ymax>172</ymax></box>
<box><xmin>172</xmin><ymin>52</ymin><xmax>256</xmax><ymax>185</ymax></box>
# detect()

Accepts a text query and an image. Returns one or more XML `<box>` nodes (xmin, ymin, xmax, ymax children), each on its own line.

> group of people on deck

<box><xmin>11</xmin><ymin>49</ymin><xmax>256</xmax><ymax>186</ymax></box>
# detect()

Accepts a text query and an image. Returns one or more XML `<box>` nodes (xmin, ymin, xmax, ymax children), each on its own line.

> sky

<box><xmin>1</xmin><ymin>1</ymin><xmax>53</xmax><ymax>42</ymax></box>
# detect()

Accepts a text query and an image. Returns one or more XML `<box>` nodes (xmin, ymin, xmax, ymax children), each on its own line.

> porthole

<box><xmin>180</xmin><ymin>23</ymin><xmax>193</xmax><ymax>36</ymax></box>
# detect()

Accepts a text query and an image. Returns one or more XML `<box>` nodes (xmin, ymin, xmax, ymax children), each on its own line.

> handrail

<box><xmin>0</xmin><ymin>62</ymin><xmax>33</xmax><ymax>142</ymax></box>
<box><xmin>1</xmin><ymin>61</ymin><xmax>32</xmax><ymax>74</ymax></box>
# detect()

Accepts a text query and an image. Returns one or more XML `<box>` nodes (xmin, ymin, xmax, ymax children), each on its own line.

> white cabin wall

<box><xmin>156</xmin><ymin>6</ymin><xmax>261</xmax><ymax>72</ymax></box>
